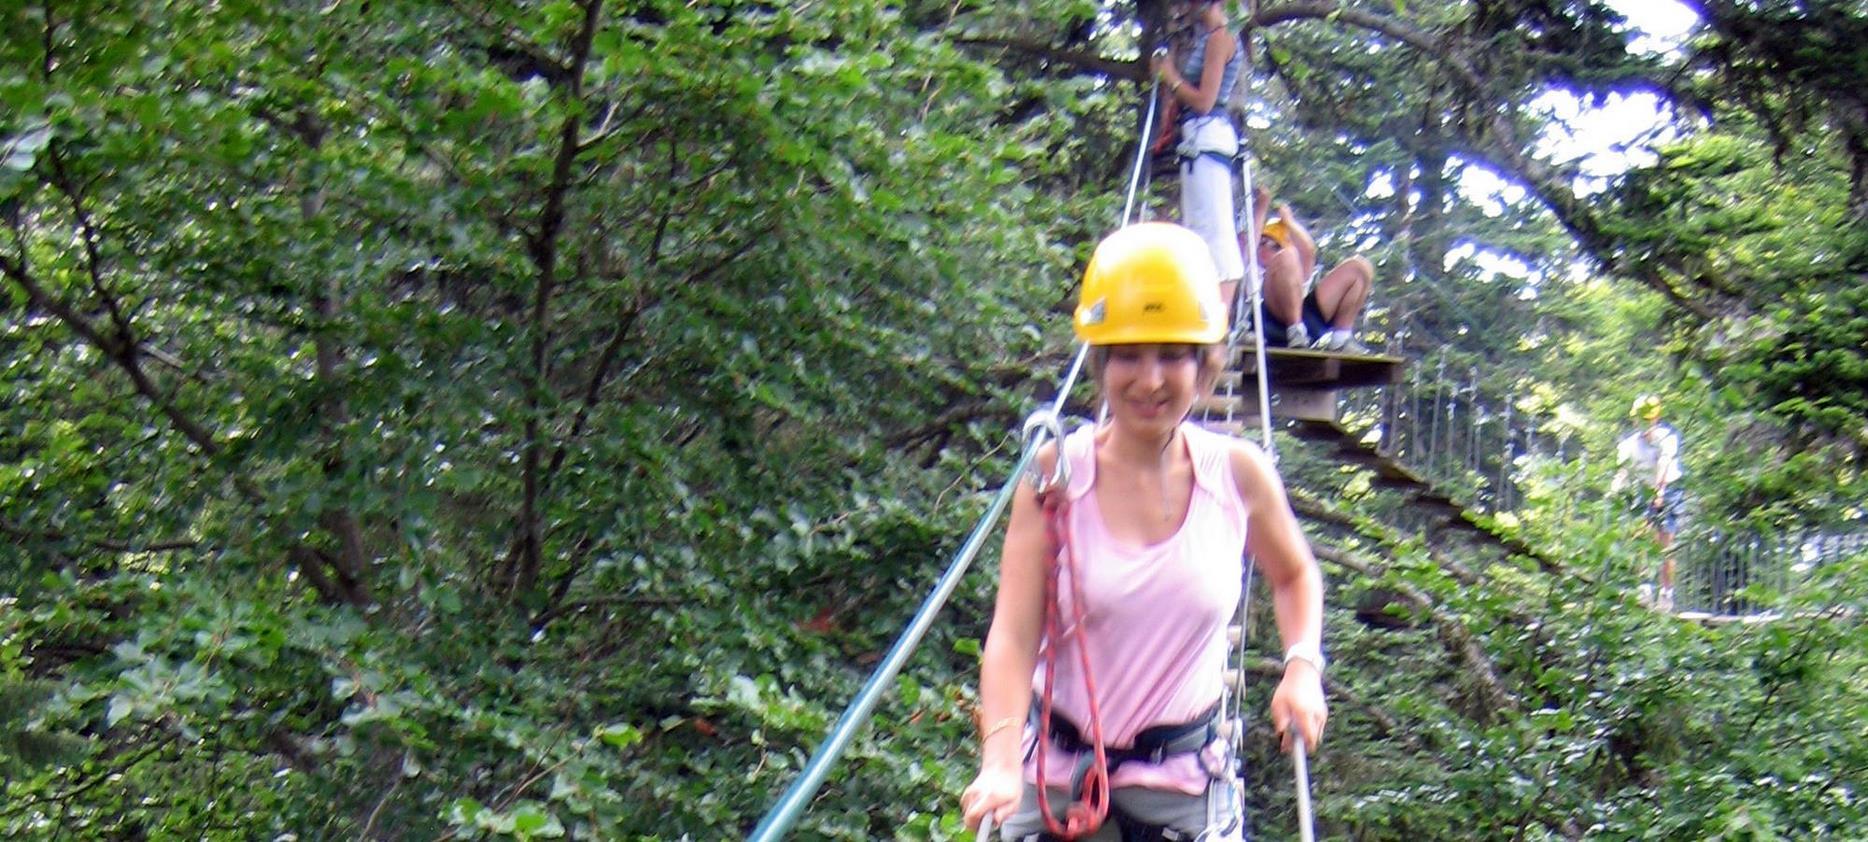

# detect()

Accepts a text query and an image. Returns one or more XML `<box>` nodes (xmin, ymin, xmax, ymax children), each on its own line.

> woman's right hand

<box><xmin>961</xmin><ymin>764</ymin><xmax>1022</xmax><ymax>832</ymax></box>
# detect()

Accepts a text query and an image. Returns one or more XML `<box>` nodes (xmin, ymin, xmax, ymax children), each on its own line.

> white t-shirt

<box><xmin>1616</xmin><ymin>424</ymin><xmax>1683</xmax><ymax>488</ymax></box>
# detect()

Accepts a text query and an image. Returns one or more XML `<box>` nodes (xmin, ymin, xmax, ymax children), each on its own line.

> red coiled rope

<box><xmin>1034</xmin><ymin>490</ymin><xmax>1110</xmax><ymax>839</ymax></box>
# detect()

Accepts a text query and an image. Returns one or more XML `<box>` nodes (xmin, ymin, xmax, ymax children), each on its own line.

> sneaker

<box><xmin>1637</xmin><ymin>583</ymin><xmax>1654</xmax><ymax>607</ymax></box>
<box><xmin>1310</xmin><ymin>330</ymin><xmax>1370</xmax><ymax>355</ymax></box>
<box><xmin>1285</xmin><ymin>323</ymin><xmax>1310</xmax><ymax>349</ymax></box>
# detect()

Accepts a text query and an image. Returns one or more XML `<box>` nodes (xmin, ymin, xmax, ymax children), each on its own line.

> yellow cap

<box><xmin>1631</xmin><ymin>395</ymin><xmax>1662</xmax><ymax>421</ymax></box>
<box><xmin>1074</xmin><ymin>223</ymin><xmax>1225</xmax><ymax>346</ymax></box>
<box><xmin>1260</xmin><ymin>218</ymin><xmax>1291</xmax><ymax>246</ymax></box>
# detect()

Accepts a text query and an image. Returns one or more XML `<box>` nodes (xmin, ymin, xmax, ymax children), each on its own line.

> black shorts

<box><xmin>1261</xmin><ymin>292</ymin><xmax>1329</xmax><ymax>346</ymax></box>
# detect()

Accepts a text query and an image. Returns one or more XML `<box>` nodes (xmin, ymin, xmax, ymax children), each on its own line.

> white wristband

<box><xmin>1283</xmin><ymin>644</ymin><xmax>1326</xmax><ymax>677</ymax></box>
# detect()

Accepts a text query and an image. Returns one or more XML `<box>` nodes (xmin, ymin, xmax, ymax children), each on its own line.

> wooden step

<box><xmin>1201</xmin><ymin>419</ymin><xmax>1248</xmax><ymax>439</ymax></box>
<box><xmin>1194</xmin><ymin>393</ymin><xmax>1246</xmax><ymax>418</ymax></box>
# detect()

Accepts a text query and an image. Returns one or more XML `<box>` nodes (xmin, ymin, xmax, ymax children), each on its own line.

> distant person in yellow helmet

<box><xmin>1612</xmin><ymin>395</ymin><xmax>1684</xmax><ymax>612</ymax></box>
<box><xmin>962</xmin><ymin>223</ymin><xmax>1326</xmax><ymax>840</ymax></box>
<box><xmin>1241</xmin><ymin>186</ymin><xmax>1374</xmax><ymax>353</ymax></box>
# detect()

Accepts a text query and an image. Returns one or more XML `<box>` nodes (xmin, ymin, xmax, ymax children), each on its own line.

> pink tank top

<box><xmin>1024</xmin><ymin>422</ymin><xmax>1248</xmax><ymax>794</ymax></box>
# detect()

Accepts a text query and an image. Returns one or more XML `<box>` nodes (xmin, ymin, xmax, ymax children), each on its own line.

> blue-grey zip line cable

<box><xmin>1292</xmin><ymin>727</ymin><xmax>1317</xmax><ymax>842</ymax></box>
<box><xmin>746</xmin><ymin>444</ymin><xmax>1035</xmax><ymax>842</ymax></box>
<box><xmin>1121</xmin><ymin>85</ymin><xmax>1163</xmax><ymax>225</ymax></box>
<box><xmin>746</xmin><ymin>87</ymin><xmax>1160</xmax><ymax>842</ymax></box>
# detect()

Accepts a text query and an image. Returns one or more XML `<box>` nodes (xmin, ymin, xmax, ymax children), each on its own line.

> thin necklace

<box><xmin>1156</xmin><ymin>428</ymin><xmax>1182</xmax><ymax>525</ymax></box>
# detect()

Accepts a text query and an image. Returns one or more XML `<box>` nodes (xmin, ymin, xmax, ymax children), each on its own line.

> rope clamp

<box><xmin>1019</xmin><ymin>409</ymin><xmax>1071</xmax><ymax>495</ymax></box>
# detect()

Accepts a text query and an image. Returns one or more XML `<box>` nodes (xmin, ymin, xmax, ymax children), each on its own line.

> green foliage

<box><xmin>2</xmin><ymin>0</ymin><xmax>1057</xmax><ymax>834</ymax></box>
<box><xmin>0</xmin><ymin>676</ymin><xmax>88</xmax><ymax>779</ymax></box>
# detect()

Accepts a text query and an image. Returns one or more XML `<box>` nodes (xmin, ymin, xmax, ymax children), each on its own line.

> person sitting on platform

<box><xmin>1242</xmin><ymin>190</ymin><xmax>1373</xmax><ymax>353</ymax></box>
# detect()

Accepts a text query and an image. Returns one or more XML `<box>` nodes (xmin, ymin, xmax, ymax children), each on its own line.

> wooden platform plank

<box><xmin>1230</xmin><ymin>346</ymin><xmax>1404</xmax><ymax>390</ymax></box>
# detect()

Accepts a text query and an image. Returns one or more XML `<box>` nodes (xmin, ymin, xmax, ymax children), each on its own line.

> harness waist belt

<box><xmin>1174</xmin><ymin>112</ymin><xmax>1238</xmax><ymax>163</ymax></box>
<box><xmin>1041</xmin><ymin>701</ymin><xmax>1219</xmax><ymax>762</ymax></box>
<box><xmin>1032</xmin><ymin>699</ymin><xmax>1220</xmax><ymax>808</ymax></box>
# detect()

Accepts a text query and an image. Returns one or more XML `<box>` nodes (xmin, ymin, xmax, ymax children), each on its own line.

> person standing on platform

<box><xmin>1613</xmin><ymin>395</ymin><xmax>1685</xmax><ymax>612</ymax></box>
<box><xmin>1151</xmin><ymin>1</ymin><xmax>1247</xmax><ymax>322</ymax></box>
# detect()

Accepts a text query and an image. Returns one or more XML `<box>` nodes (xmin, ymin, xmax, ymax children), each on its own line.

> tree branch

<box><xmin>1253</xmin><ymin>1</ymin><xmax>1484</xmax><ymax>93</ymax></box>
<box><xmin>0</xmin><ymin>255</ymin><xmax>221</xmax><ymax>455</ymax></box>
<box><xmin>950</xmin><ymin>36</ymin><xmax>1143</xmax><ymax>81</ymax></box>
<box><xmin>0</xmin><ymin>521</ymin><xmax>198</xmax><ymax>554</ymax></box>
<box><xmin>45</xmin><ymin>146</ymin><xmax>137</xmax><ymax>344</ymax></box>
<box><xmin>512</xmin><ymin>0</ymin><xmax>606</xmax><ymax>598</ymax></box>
<box><xmin>886</xmin><ymin>398</ymin><xmax>1005</xmax><ymax>450</ymax></box>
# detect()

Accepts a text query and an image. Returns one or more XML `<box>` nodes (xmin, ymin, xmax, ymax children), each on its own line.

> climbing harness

<box><xmin>1034</xmin><ymin>695</ymin><xmax>1227</xmax><ymax>839</ymax></box>
<box><xmin>1038</xmin><ymin>702</ymin><xmax>1220</xmax><ymax>784</ymax></box>
<box><xmin>1170</xmin><ymin>26</ymin><xmax>1246</xmax><ymax>168</ymax></box>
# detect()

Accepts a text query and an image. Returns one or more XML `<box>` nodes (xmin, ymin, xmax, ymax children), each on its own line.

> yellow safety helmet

<box><xmin>1074</xmin><ymin>223</ymin><xmax>1225</xmax><ymax>346</ymax></box>
<box><xmin>1260</xmin><ymin>218</ymin><xmax>1291</xmax><ymax>247</ymax></box>
<box><xmin>1631</xmin><ymin>395</ymin><xmax>1662</xmax><ymax>421</ymax></box>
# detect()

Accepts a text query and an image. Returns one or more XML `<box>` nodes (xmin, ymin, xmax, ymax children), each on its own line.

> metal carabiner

<box><xmin>1019</xmin><ymin>409</ymin><xmax>1071</xmax><ymax>495</ymax></box>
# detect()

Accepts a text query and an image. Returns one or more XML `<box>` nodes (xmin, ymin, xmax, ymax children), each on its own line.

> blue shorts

<box><xmin>1262</xmin><ymin>292</ymin><xmax>1329</xmax><ymax>346</ymax></box>
<box><xmin>1646</xmin><ymin>484</ymin><xmax>1686</xmax><ymax>534</ymax></box>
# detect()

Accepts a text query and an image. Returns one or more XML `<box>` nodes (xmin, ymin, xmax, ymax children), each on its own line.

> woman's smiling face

<box><xmin>1100</xmin><ymin>344</ymin><xmax>1202</xmax><ymax>430</ymax></box>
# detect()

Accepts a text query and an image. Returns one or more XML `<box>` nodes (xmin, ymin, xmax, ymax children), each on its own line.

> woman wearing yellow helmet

<box><xmin>1614</xmin><ymin>395</ymin><xmax>1684</xmax><ymax>610</ymax></box>
<box><xmin>1244</xmin><ymin>188</ymin><xmax>1375</xmax><ymax>352</ymax></box>
<box><xmin>962</xmin><ymin>224</ymin><xmax>1327</xmax><ymax>840</ymax></box>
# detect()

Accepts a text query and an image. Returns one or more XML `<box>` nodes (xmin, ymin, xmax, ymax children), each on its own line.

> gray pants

<box><xmin>999</xmin><ymin>780</ymin><xmax>1244</xmax><ymax>841</ymax></box>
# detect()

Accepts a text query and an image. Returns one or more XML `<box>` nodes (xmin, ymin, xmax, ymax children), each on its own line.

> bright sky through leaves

<box><xmin>1446</xmin><ymin>1</ymin><xmax>1701</xmax><ymax>284</ymax></box>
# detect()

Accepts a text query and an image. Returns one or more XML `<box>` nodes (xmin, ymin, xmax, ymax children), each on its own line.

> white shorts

<box><xmin>1178</xmin><ymin>123</ymin><xmax>1244</xmax><ymax>283</ymax></box>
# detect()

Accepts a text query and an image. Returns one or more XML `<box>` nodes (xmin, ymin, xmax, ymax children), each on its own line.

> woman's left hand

<box><xmin>1270</xmin><ymin>661</ymin><xmax>1328</xmax><ymax>753</ymax></box>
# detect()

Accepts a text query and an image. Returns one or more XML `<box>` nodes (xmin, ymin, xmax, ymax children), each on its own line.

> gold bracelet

<box><xmin>980</xmin><ymin>716</ymin><xmax>1022</xmax><ymax>743</ymax></box>
<box><xmin>1169</xmin><ymin>79</ymin><xmax>1182</xmax><ymax>94</ymax></box>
